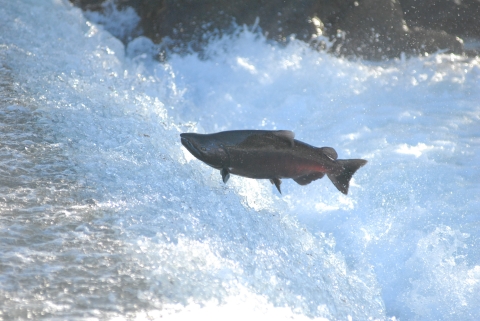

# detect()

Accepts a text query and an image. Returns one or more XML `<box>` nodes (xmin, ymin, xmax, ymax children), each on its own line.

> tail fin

<box><xmin>327</xmin><ymin>159</ymin><xmax>367</xmax><ymax>194</ymax></box>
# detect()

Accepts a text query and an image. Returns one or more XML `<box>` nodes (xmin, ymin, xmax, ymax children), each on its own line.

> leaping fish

<box><xmin>180</xmin><ymin>130</ymin><xmax>367</xmax><ymax>194</ymax></box>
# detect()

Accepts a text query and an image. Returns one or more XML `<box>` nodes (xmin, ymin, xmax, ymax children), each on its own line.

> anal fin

<box><xmin>293</xmin><ymin>172</ymin><xmax>325</xmax><ymax>186</ymax></box>
<box><xmin>269</xmin><ymin>178</ymin><xmax>282</xmax><ymax>194</ymax></box>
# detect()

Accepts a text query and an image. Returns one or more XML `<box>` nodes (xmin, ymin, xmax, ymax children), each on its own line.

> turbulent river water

<box><xmin>1</xmin><ymin>1</ymin><xmax>480</xmax><ymax>320</ymax></box>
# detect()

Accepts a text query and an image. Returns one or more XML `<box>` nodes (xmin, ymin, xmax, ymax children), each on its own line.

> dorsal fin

<box><xmin>319</xmin><ymin>147</ymin><xmax>338</xmax><ymax>160</ymax></box>
<box><xmin>273</xmin><ymin>130</ymin><xmax>295</xmax><ymax>147</ymax></box>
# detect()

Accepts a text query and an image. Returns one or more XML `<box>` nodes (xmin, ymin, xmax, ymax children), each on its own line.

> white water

<box><xmin>1</xmin><ymin>0</ymin><xmax>479</xmax><ymax>320</ymax></box>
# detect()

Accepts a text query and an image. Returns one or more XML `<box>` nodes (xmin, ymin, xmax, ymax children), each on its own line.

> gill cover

<box><xmin>180</xmin><ymin>133</ymin><xmax>230</xmax><ymax>169</ymax></box>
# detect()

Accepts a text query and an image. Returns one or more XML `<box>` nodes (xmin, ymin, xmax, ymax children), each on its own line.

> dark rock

<box><xmin>72</xmin><ymin>0</ymin><xmax>326</xmax><ymax>50</ymax></box>
<box><xmin>329</xmin><ymin>0</ymin><xmax>464</xmax><ymax>59</ymax></box>
<box><xmin>401</xmin><ymin>0</ymin><xmax>480</xmax><ymax>39</ymax></box>
<box><xmin>140</xmin><ymin>0</ymin><xmax>323</xmax><ymax>52</ymax></box>
<box><xmin>70</xmin><ymin>0</ymin><xmax>108</xmax><ymax>11</ymax></box>
<box><xmin>329</xmin><ymin>0</ymin><xmax>407</xmax><ymax>59</ymax></box>
<box><xmin>70</xmin><ymin>0</ymin><xmax>470</xmax><ymax>60</ymax></box>
<box><xmin>407</xmin><ymin>27</ymin><xmax>464</xmax><ymax>55</ymax></box>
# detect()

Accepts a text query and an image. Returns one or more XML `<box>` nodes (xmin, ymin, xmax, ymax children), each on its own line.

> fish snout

<box><xmin>180</xmin><ymin>134</ymin><xmax>202</xmax><ymax>159</ymax></box>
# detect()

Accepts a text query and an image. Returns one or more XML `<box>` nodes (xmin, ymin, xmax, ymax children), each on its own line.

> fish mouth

<box><xmin>180</xmin><ymin>135</ymin><xmax>202</xmax><ymax>159</ymax></box>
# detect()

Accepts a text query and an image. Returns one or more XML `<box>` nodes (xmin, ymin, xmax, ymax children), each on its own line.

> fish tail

<box><xmin>327</xmin><ymin>159</ymin><xmax>367</xmax><ymax>194</ymax></box>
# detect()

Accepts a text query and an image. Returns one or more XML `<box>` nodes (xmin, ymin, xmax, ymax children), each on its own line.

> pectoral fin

<box><xmin>293</xmin><ymin>172</ymin><xmax>325</xmax><ymax>185</ymax></box>
<box><xmin>221</xmin><ymin>168</ymin><xmax>230</xmax><ymax>184</ymax></box>
<box><xmin>269</xmin><ymin>178</ymin><xmax>282</xmax><ymax>194</ymax></box>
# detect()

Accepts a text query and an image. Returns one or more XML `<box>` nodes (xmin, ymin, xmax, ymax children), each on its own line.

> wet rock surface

<box><xmin>329</xmin><ymin>0</ymin><xmax>464</xmax><ymax>59</ymax></box>
<box><xmin>401</xmin><ymin>0</ymin><xmax>480</xmax><ymax>40</ymax></box>
<box><xmin>70</xmin><ymin>0</ymin><xmax>478</xmax><ymax>60</ymax></box>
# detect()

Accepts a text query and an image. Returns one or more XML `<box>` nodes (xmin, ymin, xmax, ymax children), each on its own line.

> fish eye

<box><xmin>201</xmin><ymin>147</ymin><xmax>207</xmax><ymax>151</ymax></box>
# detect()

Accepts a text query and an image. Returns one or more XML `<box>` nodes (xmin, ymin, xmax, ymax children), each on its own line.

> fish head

<box><xmin>180</xmin><ymin>133</ymin><xmax>229</xmax><ymax>169</ymax></box>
